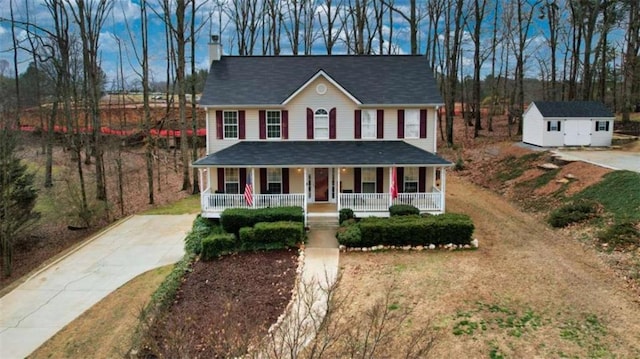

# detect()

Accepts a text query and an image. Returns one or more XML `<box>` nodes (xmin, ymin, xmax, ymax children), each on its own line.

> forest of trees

<box><xmin>0</xmin><ymin>1</ymin><xmax>638</xmax><ymax>253</ymax></box>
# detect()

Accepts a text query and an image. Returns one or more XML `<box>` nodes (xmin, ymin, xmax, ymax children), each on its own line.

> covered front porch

<box><xmin>193</xmin><ymin>141</ymin><xmax>452</xmax><ymax>222</ymax></box>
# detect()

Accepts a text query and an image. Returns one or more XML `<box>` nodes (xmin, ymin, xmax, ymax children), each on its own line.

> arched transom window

<box><xmin>314</xmin><ymin>108</ymin><xmax>329</xmax><ymax>139</ymax></box>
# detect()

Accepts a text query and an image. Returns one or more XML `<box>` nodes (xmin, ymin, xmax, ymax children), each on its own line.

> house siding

<box><xmin>205</xmin><ymin>77</ymin><xmax>438</xmax><ymax>154</ymax></box>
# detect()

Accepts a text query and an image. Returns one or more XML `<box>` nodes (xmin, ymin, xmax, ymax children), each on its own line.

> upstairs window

<box><xmin>223</xmin><ymin>111</ymin><xmax>238</xmax><ymax>139</ymax></box>
<box><xmin>224</xmin><ymin>168</ymin><xmax>239</xmax><ymax>194</ymax></box>
<box><xmin>267</xmin><ymin>168</ymin><xmax>282</xmax><ymax>194</ymax></box>
<box><xmin>267</xmin><ymin>110</ymin><xmax>281</xmax><ymax>139</ymax></box>
<box><xmin>403</xmin><ymin>167</ymin><xmax>418</xmax><ymax>193</ymax></box>
<box><xmin>315</xmin><ymin>109</ymin><xmax>329</xmax><ymax>139</ymax></box>
<box><xmin>405</xmin><ymin>109</ymin><xmax>420</xmax><ymax>138</ymax></box>
<box><xmin>361</xmin><ymin>168</ymin><xmax>376</xmax><ymax>193</ymax></box>
<box><xmin>547</xmin><ymin>120</ymin><xmax>561</xmax><ymax>132</ymax></box>
<box><xmin>362</xmin><ymin>110</ymin><xmax>377</xmax><ymax>139</ymax></box>
<box><xmin>595</xmin><ymin>120</ymin><xmax>609</xmax><ymax>132</ymax></box>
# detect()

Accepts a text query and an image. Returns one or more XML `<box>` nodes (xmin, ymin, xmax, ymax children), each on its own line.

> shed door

<box><xmin>564</xmin><ymin>120</ymin><xmax>591</xmax><ymax>146</ymax></box>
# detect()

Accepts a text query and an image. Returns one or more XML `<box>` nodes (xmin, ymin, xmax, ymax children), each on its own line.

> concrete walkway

<box><xmin>552</xmin><ymin>149</ymin><xmax>640</xmax><ymax>173</ymax></box>
<box><xmin>261</xmin><ymin>226</ymin><xmax>340</xmax><ymax>358</ymax></box>
<box><xmin>0</xmin><ymin>214</ymin><xmax>195</xmax><ymax>359</ymax></box>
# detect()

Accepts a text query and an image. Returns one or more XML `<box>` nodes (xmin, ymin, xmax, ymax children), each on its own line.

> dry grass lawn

<box><xmin>28</xmin><ymin>265</ymin><xmax>173</xmax><ymax>359</ymax></box>
<box><xmin>330</xmin><ymin>175</ymin><xmax>640</xmax><ymax>358</ymax></box>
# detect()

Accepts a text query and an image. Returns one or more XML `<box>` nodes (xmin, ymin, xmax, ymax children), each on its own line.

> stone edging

<box><xmin>340</xmin><ymin>238</ymin><xmax>479</xmax><ymax>252</ymax></box>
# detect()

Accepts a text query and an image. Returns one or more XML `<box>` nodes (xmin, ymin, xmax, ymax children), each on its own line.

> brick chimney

<box><xmin>209</xmin><ymin>35</ymin><xmax>222</xmax><ymax>64</ymax></box>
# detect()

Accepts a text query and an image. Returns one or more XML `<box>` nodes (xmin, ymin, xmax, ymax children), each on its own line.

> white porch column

<box><xmin>198</xmin><ymin>168</ymin><xmax>205</xmax><ymax>192</ymax></box>
<box><xmin>303</xmin><ymin>168</ymin><xmax>309</xmax><ymax>226</ymax></box>
<box><xmin>336</xmin><ymin>167</ymin><xmax>341</xmax><ymax>210</ymax></box>
<box><xmin>205</xmin><ymin>109</ymin><xmax>210</xmax><ymax>153</ymax></box>
<box><xmin>251</xmin><ymin>168</ymin><xmax>256</xmax><ymax>208</ymax></box>
<box><xmin>441</xmin><ymin>166</ymin><xmax>446</xmax><ymax>212</ymax></box>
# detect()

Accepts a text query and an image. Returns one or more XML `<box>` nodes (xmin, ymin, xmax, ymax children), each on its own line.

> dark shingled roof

<box><xmin>193</xmin><ymin>141</ymin><xmax>451</xmax><ymax>167</ymax></box>
<box><xmin>532</xmin><ymin>101</ymin><xmax>614</xmax><ymax>118</ymax></box>
<box><xmin>200</xmin><ymin>55</ymin><xmax>443</xmax><ymax>106</ymax></box>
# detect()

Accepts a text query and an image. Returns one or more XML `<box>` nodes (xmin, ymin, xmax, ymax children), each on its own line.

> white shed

<box><xmin>522</xmin><ymin>101</ymin><xmax>615</xmax><ymax>147</ymax></box>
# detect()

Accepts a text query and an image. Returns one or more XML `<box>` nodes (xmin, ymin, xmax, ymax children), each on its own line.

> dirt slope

<box><xmin>334</xmin><ymin>174</ymin><xmax>640</xmax><ymax>358</ymax></box>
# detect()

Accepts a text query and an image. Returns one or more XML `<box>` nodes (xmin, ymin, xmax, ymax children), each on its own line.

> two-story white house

<box><xmin>193</xmin><ymin>36</ymin><xmax>452</xmax><ymax>223</ymax></box>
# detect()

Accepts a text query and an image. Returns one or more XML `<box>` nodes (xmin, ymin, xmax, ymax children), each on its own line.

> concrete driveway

<box><xmin>0</xmin><ymin>214</ymin><xmax>195</xmax><ymax>359</ymax></box>
<box><xmin>552</xmin><ymin>149</ymin><xmax>640</xmax><ymax>173</ymax></box>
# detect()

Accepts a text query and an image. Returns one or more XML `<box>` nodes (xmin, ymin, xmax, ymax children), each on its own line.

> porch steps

<box><xmin>306</xmin><ymin>213</ymin><xmax>339</xmax><ymax>228</ymax></box>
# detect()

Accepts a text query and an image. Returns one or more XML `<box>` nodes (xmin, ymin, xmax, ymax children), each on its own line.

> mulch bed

<box><xmin>144</xmin><ymin>249</ymin><xmax>299</xmax><ymax>358</ymax></box>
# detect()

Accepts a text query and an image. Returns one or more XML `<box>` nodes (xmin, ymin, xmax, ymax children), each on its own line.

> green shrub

<box><xmin>548</xmin><ymin>200</ymin><xmax>598</xmax><ymax>228</ymax></box>
<box><xmin>455</xmin><ymin>158</ymin><xmax>465</xmax><ymax>171</ymax></box>
<box><xmin>221</xmin><ymin>206</ymin><xmax>304</xmax><ymax>235</ymax></box>
<box><xmin>239</xmin><ymin>226</ymin><xmax>255</xmax><ymax>243</ymax></box>
<box><xmin>597</xmin><ymin>221</ymin><xmax>640</xmax><ymax>250</ymax></box>
<box><xmin>339</xmin><ymin>208</ymin><xmax>355</xmax><ymax>224</ymax></box>
<box><xmin>389</xmin><ymin>204</ymin><xmax>420</xmax><ymax>216</ymax></box>
<box><xmin>147</xmin><ymin>253</ymin><xmax>194</xmax><ymax>311</ymax></box>
<box><xmin>184</xmin><ymin>215</ymin><xmax>222</xmax><ymax>255</ymax></box>
<box><xmin>336</xmin><ymin>223</ymin><xmax>362</xmax><ymax>246</ymax></box>
<box><xmin>343</xmin><ymin>213</ymin><xmax>474</xmax><ymax>247</ymax></box>
<box><xmin>252</xmin><ymin>221</ymin><xmax>303</xmax><ymax>247</ymax></box>
<box><xmin>201</xmin><ymin>233</ymin><xmax>236</xmax><ymax>261</ymax></box>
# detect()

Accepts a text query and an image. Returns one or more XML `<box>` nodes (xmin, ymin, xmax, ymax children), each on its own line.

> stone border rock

<box><xmin>339</xmin><ymin>238</ymin><xmax>479</xmax><ymax>252</ymax></box>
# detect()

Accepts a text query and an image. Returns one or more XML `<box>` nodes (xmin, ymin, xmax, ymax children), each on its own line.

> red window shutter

<box><xmin>354</xmin><ymin>168</ymin><xmax>361</xmax><ymax>193</ymax></box>
<box><xmin>354</xmin><ymin>110</ymin><xmax>362</xmax><ymax>139</ymax></box>
<box><xmin>282</xmin><ymin>110</ymin><xmax>289</xmax><ymax>139</ymax></box>
<box><xmin>216</xmin><ymin>111</ymin><xmax>223</xmax><ymax>139</ymax></box>
<box><xmin>419</xmin><ymin>109</ymin><xmax>427</xmax><ymax>138</ymax></box>
<box><xmin>377</xmin><ymin>110</ymin><xmax>384</xmax><ymax>139</ymax></box>
<box><xmin>259</xmin><ymin>110</ymin><xmax>266</xmax><ymax>139</ymax></box>
<box><xmin>259</xmin><ymin>168</ymin><xmax>267</xmax><ymax>193</ymax></box>
<box><xmin>397</xmin><ymin>110</ymin><xmax>405</xmax><ymax>138</ymax></box>
<box><xmin>238</xmin><ymin>110</ymin><xmax>246</xmax><ymax>139</ymax></box>
<box><xmin>217</xmin><ymin>168</ymin><xmax>225</xmax><ymax>192</ymax></box>
<box><xmin>418</xmin><ymin>167</ymin><xmax>426</xmax><ymax>192</ymax></box>
<box><xmin>239</xmin><ymin>168</ymin><xmax>247</xmax><ymax>190</ymax></box>
<box><xmin>397</xmin><ymin>167</ymin><xmax>404</xmax><ymax>192</ymax></box>
<box><xmin>306</xmin><ymin>108</ymin><xmax>314</xmax><ymax>139</ymax></box>
<box><xmin>329</xmin><ymin>108</ymin><xmax>337</xmax><ymax>139</ymax></box>
<box><xmin>376</xmin><ymin>167</ymin><xmax>384</xmax><ymax>193</ymax></box>
<box><xmin>282</xmin><ymin>168</ymin><xmax>290</xmax><ymax>194</ymax></box>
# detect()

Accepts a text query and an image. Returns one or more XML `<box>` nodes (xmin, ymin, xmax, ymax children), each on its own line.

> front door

<box><xmin>314</xmin><ymin>168</ymin><xmax>329</xmax><ymax>201</ymax></box>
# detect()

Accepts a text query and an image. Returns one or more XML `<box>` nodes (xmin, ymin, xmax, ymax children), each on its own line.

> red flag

<box><xmin>390</xmin><ymin>167</ymin><xmax>398</xmax><ymax>199</ymax></box>
<box><xmin>244</xmin><ymin>171</ymin><xmax>253</xmax><ymax>206</ymax></box>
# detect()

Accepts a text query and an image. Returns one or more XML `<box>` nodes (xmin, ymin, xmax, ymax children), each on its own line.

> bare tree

<box><xmin>621</xmin><ymin>0</ymin><xmax>640</xmax><ymax>122</ymax></box>
<box><xmin>540</xmin><ymin>0</ymin><xmax>561</xmax><ymax>101</ymax></box>
<box><xmin>318</xmin><ymin>0</ymin><xmax>345</xmax><ymax>55</ymax></box>
<box><xmin>67</xmin><ymin>0</ymin><xmax>112</xmax><ymax>202</ymax></box>
<box><xmin>226</xmin><ymin>0</ymin><xmax>263</xmax><ymax>56</ymax></box>
<box><xmin>469</xmin><ymin>0</ymin><xmax>488</xmax><ymax>138</ymax></box>
<box><xmin>383</xmin><ymin>0</ymin><xmax>425</xmax><ymax>55</ymax></box>
<box><xmin>264</xmin><ymin>0</ymin><xmax>283</xmax><ymax>55</ymax></box>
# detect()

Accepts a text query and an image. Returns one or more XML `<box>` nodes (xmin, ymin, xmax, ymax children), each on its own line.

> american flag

<box><xmin>390</xmin><ymin>167</ymin><xmax>398</xmax><ymax>200</ymax></box>
<box><xmin>244</xmin><ymin>171</ymin><xmax>253</xmax><ymax>206</ymax></box>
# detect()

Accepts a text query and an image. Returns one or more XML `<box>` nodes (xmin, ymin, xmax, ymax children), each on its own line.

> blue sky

<box><xmin>0</xmin><ymin>0</ymin><xmax>629</xmax><ymax>90</ymax></box>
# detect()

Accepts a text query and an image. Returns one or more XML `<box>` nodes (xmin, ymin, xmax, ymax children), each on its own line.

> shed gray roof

<box><xmin>192</xmin><ymin>141</ymin><xmax>451</xmax><ymax>167</ymax></box>
<box><xmin>200</xmin><ymin>55</ymin><xmax>443</xmax><ymax>106</ymax></box>
<box><xmin>532</xmin><ymin>101</ymin><xmax>614</xmax><ymax>118</ymax></box>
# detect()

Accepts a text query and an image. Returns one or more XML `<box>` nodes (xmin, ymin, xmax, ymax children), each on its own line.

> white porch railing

<box><xmin>340</xmin><ymin>193</ymin><xmax>389</xmax><ymax>212</ymax></box>
<box><xmin>339</xmin><ymin>191</ymin><xmax>443</xmax><ymax>213</ymax></box>
<box><xmin>201</xmin><ymin>191</ymin><xmax>305</xmax><ymax>215</ymax></box>
<box><xmin>393</xmin><ymin>190</ymin><xmax>442</xmax><ymax>211</ymax></box>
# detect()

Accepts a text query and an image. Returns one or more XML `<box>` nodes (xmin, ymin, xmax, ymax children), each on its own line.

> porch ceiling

<box><xmin>193</xmin><ymin>140</ymin><xmax>452</xmax><ymax>167</ymax></box>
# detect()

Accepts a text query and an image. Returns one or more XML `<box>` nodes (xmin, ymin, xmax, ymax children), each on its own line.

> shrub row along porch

<box><xmin>193</xmin><ymin>141</ymin><xmax>452</xmax><ymax>219</ymax></box>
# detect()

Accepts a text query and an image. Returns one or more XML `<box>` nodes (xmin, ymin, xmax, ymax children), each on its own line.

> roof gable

<box><xmin>199</xmin><ymin>55</ymin><xmax>443</xmax><ymax>107</ymax></box>
<box><xmin>282</xmin><ymin>70</ymin><xmax>362</xmax><ymax>105</ymax></box>
<box><xmin>531</xmin><ymin>101</ymin><xmax>614</xmax><ymax>118</ymax></box>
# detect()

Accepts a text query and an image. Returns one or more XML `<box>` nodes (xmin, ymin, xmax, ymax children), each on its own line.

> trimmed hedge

<box><xmin>253</xmin><ymin>221</ymin><xmax>303</xmax><ymax>247</ymax></box>
<box><xmin>389</xmin><ymin>204</ymin><xmax>420</xmax><ymax>216</ymax></box>
<box><xmin>184</xmin><ymin>215</ymin><xmax>222</xmax><ymax>255</ymax></box>
<box><xmin>339</xmin><ymin>208</ymin><xmax>355</xmax><ymax>224</ymax></box>
<box><xmin>239</xmin><ymin>226</ymin><xmax>255</xmax><ymax>243</ymax></box>
<box><xmin>337</xmin><ymin>213</ymin><xmax>474</xmax><ymax>247</ymax></box>
<box><xmin>201</xmin><ymin>233</ymin><xmax>236</xmax><ymax>261</ymax></box>
<box><xmin>221</xmin><ymin>206</ymin><xmax>304</xmax><ymax>235</ymax></box>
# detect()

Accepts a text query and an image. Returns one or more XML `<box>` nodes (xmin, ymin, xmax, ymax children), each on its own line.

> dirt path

<box><xmin>333</xmin><ymin>174</ymin><xmax>640</xmax><ymax>358</ymax></box>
